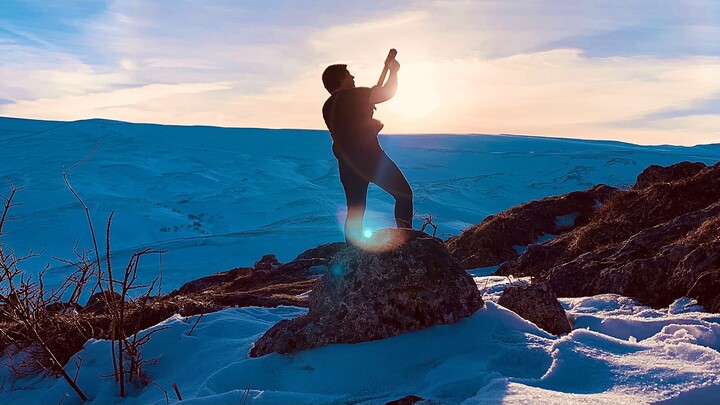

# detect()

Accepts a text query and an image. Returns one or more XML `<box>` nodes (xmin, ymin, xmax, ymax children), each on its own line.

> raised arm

<box><xmin>369</xmin><ymin>59</ymin><xmax>400</xmax><ymax>105</ymax></box>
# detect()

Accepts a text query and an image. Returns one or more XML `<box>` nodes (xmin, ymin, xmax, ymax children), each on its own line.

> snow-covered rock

<box><xmin>498</xmin><ymin>282</ymin><xmax>571</xmax><ymax>335</ymax></box>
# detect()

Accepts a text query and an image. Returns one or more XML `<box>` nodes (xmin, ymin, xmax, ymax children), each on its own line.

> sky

<box><xmin>1</xmin><ymin>0</ymin><xmax>719</xmax><ymax>146</ymax></box>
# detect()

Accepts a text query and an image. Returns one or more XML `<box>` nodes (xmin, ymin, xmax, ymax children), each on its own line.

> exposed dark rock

<box><xmin>276</xmin><ymin>242</ymin><xmax>347</xmax><ymax>274</ymax></box>
<box><xmin>250</xmin><ymin>228</ymin><xmax>484</xmax><ymax>357</ymax></box>
<box><xmin>498</xmin><ymin>282</ymin><xmax>571</xmax><ymax>335</ymax></box>
<box><xmin>254</xmin><ymin>254</ymin><xmax>281</xmax><ymax>270</ymax></box>
<box><xmin>211</xmin><ymin>292</ymin><xmax>306</xmax><ymax>308</ymax></box>
<box><xmin>174</xmin><ymin>267</ymin><xmax>254</xmax><ymax>295</ymax></box>
<box><xmin>291</xmin><ymin>241</ymin><xmax>347</xmax><ymax>262</ymax></box>
<box><xmin>634</xmin><ymin>161</ymin><xmax>706</xmax><ymax>190</ymax></box>
<box><xmin>83</xmin><ymin>291</ymin><xmax>123</xmax><ymax>314</ymax></box>
<box><xmin>2</xmin><ymin>242</ymin><xmax>346</xmax><ymax>369</ymax></box>
<box><xmin>386</xmin><ymin>395</ymin><xmax>425</xmax><ymax>405</ymax></box>
<box><xmin>171</xmin><ymin>243</ymin><xmax>348</xmax><ymax>308</ymax></box>
<box><xmin>446</xmin><ymin>184</ymin><xmax>616</xmax><ymax>269</ymax></box>
<box><xmin>535</xmin><ymin>203</ymin><xmax>720</xmax><ymax>311</ymax></box>
<box><xmin>499</xmin><ymin>161</ymin><xmax>720</xmax><ymax>312</ymax></box>
<box><xmin>45</xmin><ymin>302</ymin><xmax>82</xmax><ymax>313</ymax></box>
<box><xmin>175</xmin><ymin>243</ymin><xmax>346</xmax><ymax>302</ymax></box>
<box><xmin>116</xmin><ymin>296</ymin><xmax>222</xmax><ymax>335</ymax></box>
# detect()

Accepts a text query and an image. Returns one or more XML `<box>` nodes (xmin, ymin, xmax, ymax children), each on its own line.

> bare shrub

<box><xmin>0</xmin><ymin>180</ymin><xmax>89</xmax><ymax>401</ymax></box>
<box><xmin>418</xmin><ymin>213</ymin><xmax>438</xmax><ymax>237</ymax></box>
<box><xmin>62</xmin><ymin>146</ymin><xmax>166</xmax><ymax>398</ymax></box>
<box><xmin>1</xmin><ymin>144</ymin><xmax>169</xmax><ymax>401</ymax></box>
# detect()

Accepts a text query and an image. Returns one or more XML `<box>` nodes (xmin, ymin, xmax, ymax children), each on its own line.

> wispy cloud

<box><xmin>377</xmin><ymin>50</ymin><xmax>720</xmax><ymax>143</ymax></box>
<box><xmin>1</xmin><ymin>82</ymin><xmax>233</xmax><ymax>121</ymax></box>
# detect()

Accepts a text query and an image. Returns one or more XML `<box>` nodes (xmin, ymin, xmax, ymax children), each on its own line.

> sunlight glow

<box><xmin>386</xmin><ymin>62</ymin><xmax>439</xmax><ymax>119</ymax></box>
<box><xmin>363</xmin><ymin>229</ymin><xmax>373</xmax><ymax>238</ymax></box>
<box><xmin>356</xmin><ymin>228</ymin><xmax>410</xmax><ymax>253</ymax></box>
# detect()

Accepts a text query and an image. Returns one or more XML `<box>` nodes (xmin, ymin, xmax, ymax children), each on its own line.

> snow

<box><xmin>3</xmin><ymin>300</ymin><xmax>719</xmax><ymax>404</ymax></box>
<box><xmin>1</xmin><ymin>116</ymin><xmax>720</xmax><ymax>404</ymax></box>
<box><xmin>555</xmin><ymin>212</ymin><xmax>580</xmax><ymax>229</ymax></box>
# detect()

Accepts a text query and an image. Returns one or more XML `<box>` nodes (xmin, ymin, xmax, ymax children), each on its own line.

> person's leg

<box><xmin>338</xmin><ymin>158</ymin><xmax>370</xmax><ymax>243</ymax></box>
<box><xmin>371</xmin><ymin>151</ymin><xmax>414</xmax><ymax>228</ymax></box>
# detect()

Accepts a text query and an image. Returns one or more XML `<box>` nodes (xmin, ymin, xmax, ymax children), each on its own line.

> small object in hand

<box><xmin>377</xmin><ymin>48</ymin><xmax>398</xmax><ymax>86</ymax></box>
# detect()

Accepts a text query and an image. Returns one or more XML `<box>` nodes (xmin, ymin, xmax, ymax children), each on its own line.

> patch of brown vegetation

<box><xmin>446</xmin><ymin>184</ymin><xmax>616</xmax><ymax>269</ymax></box>
<box><xmin>1</xmin><ymin>242</ymin><xmax>345</xmax><ymax>368</ymax></box>
<box><xmin>497</xmin><ymin>161</ymin><xmax>720</xmax><ymax>312</ymax></box>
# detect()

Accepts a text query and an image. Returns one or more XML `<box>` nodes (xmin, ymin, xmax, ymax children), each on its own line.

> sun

<box><xmin>386</xmin><ymin>62</ymin><xmax>439</xmax><ymax>119</ymax></box>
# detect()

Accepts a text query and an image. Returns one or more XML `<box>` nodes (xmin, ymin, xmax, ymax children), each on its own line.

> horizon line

<box><xmin>1</xmin><ymin>114</ymin><xmax>717</xmax><ymax>148</ymax></box>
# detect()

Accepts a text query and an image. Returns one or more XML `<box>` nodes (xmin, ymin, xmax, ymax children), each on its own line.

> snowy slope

<box><xmin>1</xmin><ymin>117</ymin><xmax>720</xmax><ymax>404</ymax></box>
<box><xmin>2</xmin><ymin>117</ymin><xmax>718</xmax><ymax>291</ymax></box>
<box><xmin>2</xmin><ymin>289</ymin><xmax>719</xmax><ymax>405</ymax></box>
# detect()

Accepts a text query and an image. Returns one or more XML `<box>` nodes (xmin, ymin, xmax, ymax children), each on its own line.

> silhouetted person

<box><xmin>322</xmin><ymin>60</ymin><xmax>413</xmax><ymax>244</ymax></box>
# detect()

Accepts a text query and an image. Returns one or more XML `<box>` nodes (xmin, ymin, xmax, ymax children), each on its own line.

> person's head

<box><xmin>322</xmin><ymin>64</ymin><xmax>354</xmax><ymax>93</ymax></box>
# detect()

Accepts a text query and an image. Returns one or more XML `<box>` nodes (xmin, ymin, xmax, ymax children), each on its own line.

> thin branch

<box><xmin>62</xmin><ymin>141</ymin><xmax>102</xmax><ymax>285</ymax></box>
<box><xmin>172</xmin><ymin>383</ymin><xmax>183</xmax><ymax>401</ymax></box>
<box><xmin>0</xmin><ymin>180</ymin><xmax>24</xmax><ymax>236</ymax></box>
<box><xmin>73</xmin><ymin>357</ymin><xmax>83</xmax><ymax>383</ymax></box>
<box><xmin>147</xmin><ymin>379</ymin><xmax>170</xmax><ymax>405</ymax></box>
<box><xmin>19</xmin><ymin>315</ymin><xmax>88</xmax><ymax>401</ymax></box>
<box><xmin>240</xmin><ymin>381</ymin><xmax>251</xmax><ymax>405</ymax></box>
<box><xmin>57</xmin><ymin>393</ymin><xmax>69</xmax><ymax>405</ymax></box>
<box><xmin>418</xmin><ymin>213</ymin><xmax>438</xmax><ymax>237</ymax></box>
<box><xmin>187</xmin><ymin>313</ymin><xmax>204</xmax><ymax>337</ymax></box>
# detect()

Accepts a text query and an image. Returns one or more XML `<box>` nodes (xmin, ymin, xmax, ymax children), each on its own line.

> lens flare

<box><xmin>355</xmin><ymin>228</ymin><xmax>410</xmax><ymax>253</ymax></box>
<box><xmin>363</xmin><ymin>229</ymin><xmax>373</xmax><ymax>238</ymax></box>
<box><xmin>331</xmin><ymin>264</ymin><xmax>344</xmax><ymax>277</ymax></box>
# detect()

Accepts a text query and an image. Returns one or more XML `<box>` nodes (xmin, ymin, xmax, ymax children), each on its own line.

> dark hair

<box><xmin>322</xmin><ymin>64</ymin><xmax>347</xmax><ymax>93</ymax></box>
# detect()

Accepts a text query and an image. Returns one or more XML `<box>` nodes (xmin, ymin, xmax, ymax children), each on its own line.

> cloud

<box><xmin>0</xmin><ymin>44</ymin><xmax>134</xmax><ymax>100</ymax></box>
<box><xmin>0</xmin><ymin>82</ymin><xmax>234</xmax><ymax>122</ymax></box>
<box><xmin>609</xmin><ymin>114</ymin><xmax>720</xmax><ymax>145</ymax></box>
<box><xmin>376</xmin><ymin>50</ymin><xmax>720</xmax><ymax>144</ymax></box>
<box><xmin>1</xmin><ymin>0</ymin><xmax>718</xmax><ymax>145</ymax></box>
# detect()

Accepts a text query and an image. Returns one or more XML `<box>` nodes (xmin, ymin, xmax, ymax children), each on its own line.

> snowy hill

<box><xmin>1</xmin><ymin>116</ymin><xmax>720</xmax><ymax>404</ymax></box>
<box><xmin>2</xmin><ymin>116</ymin><xmax>718</xmax><ymax>291</ymax></box>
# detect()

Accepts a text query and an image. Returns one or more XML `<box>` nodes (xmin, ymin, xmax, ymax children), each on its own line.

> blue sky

<box><xmin>1</xmin><ymin>0</ymin><xmax>718</xmax><ymax>145</ymax></box>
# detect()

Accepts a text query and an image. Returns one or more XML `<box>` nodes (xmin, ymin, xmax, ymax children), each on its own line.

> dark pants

<box><xmin>335</xmin><ymin>148</ymin><xmax>413</xmax><ymax>243</ymax></box>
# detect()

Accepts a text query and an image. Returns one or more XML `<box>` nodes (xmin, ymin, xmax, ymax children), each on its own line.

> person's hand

<box><xmin>370</xmin><ymin>119</ymin><xmax>384</xmax><ymax>134</ymax></box>
<box><xmin>387</xmin><ymin>59</ymin><xmax>400</xmax><ymax>73</ymax></box>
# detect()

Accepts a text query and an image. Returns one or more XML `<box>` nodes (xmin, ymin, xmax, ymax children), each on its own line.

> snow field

<box><xmin>2</xmin><ymin>117</ymin><xmax>720</xmax><ymax>404</ymax></box>
<box><xmin>2</xmin><ymin>291</ymin><xmax>719</xmax><ymax>404</ymax></box>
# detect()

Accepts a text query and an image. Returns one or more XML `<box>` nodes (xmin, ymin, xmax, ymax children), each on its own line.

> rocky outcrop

<box><xmin>386</xmin><ymin>395</ymin><xmax>426</xmax><ymax>405</ymax></box>
<box><xmin>1</xmin><ymin>243</ymin><xmax>345</xmax><ymax>368</ymax></box>
<box><xmin>498</xmin><ymin>161</ymin><xmax>720</xmax><ymax>312</ymax></box>
<box><xmin>529</xmin><ymin>203</ymin><xmax>720</xmax><ymax>310</ymax></box>
<box><xmin>498</xmin><ymin>283</ymin><xmax>571</xmax><ymax>335</ymax></box>
<box><xmin>171</xmin><ymin>242</ymin><xmax>346</xmax><ymax>307</ymax></box>
<box><xmin>445</xmin><ymin>185</ymin><xmax>616</xmax><ymax>269</ymax></box>
<box><xmin>634</xmin><ymin>161</ymin><xmax>706</xmax><ymax>189</ymax></box>
<box><xmin>250</xmin><ymin>229</ymin><xmax>484</xmax><ymax>357</ymax></box>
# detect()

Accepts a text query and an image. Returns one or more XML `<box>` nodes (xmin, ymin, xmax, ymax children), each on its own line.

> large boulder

<box><xmin>498</xmin><ymin>282</ymin><xmax>571</xmax><ymax>335</ymax></box>
<box><xmin>250</xmin><ymin>228</ymin><xmax>484</xmax><ymax>357</ymax></box>
<box><xmin>446</xmin><ymin>185</ymin><xmax>616</xmax><ymax>269</ymax></box>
